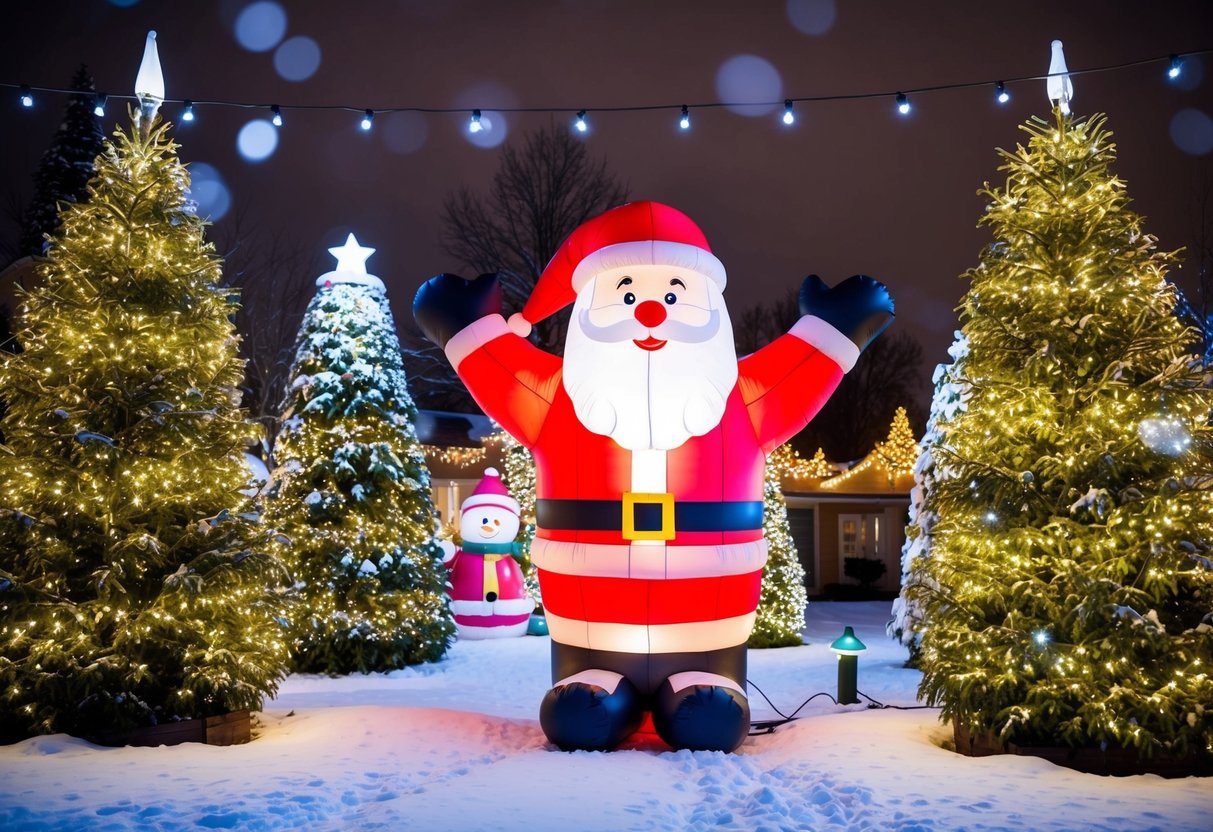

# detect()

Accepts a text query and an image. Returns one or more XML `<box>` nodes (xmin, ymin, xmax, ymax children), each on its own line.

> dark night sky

<box><xmin>2</xmin><ymin>0</ymin><xmax>1212</xmax><ymax>395</ymax></box>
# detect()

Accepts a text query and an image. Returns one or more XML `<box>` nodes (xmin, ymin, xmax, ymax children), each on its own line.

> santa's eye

<box><xmin>623</xmin><ymin>292</ymin><xmax>636</xmax><ymax>305</ymax></box>
<box><xmin>664</xmin><ymin>292</ymin><xmax>677</xmax><ymax>305</ymax></box>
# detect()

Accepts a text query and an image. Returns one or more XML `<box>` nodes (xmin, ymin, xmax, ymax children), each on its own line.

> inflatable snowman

<box><xmin>443</xmin><ymin>468</ymin><xmax>534</xmax><ymax>639</ymax></box>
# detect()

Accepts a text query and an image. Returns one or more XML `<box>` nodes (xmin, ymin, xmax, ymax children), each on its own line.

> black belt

<box><xmin>537</xmin><ymin>495</ymin><xmax>763</xmax><ymax>541</ymax></box>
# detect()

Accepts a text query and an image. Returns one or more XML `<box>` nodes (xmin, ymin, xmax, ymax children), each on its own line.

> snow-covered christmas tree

<box><xmin>18</xmin><ymin>65</ymin><xmax>104</xmax><ymax>257</ymax></box>
<box><xmin>0</xmin><ymin>114</ymin><xmax>290</xmax><ymax>741</ymax></box>
<box><xmin>268</xmin><ymin>235</ymin><xmax>453</xmax><ymax>674</ymax></box>
<box><xmin>909</xmin><ymin>109</ymin><xmax>1213</xmax><ymax>756</ymax></box>
<box><xmin>888</xmin><ymin>335</ymin><xmax>967</xmax><ymax>661</ymax></box>
<box><xmin>749</xmin><ymin>465</ymin><xmax>808</xmax><ymax>647</ymax></box>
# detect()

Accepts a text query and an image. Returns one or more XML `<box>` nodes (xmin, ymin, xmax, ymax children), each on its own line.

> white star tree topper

<box><xmin>317</xmin><ymin>233</ymin><xmax>385</xmax><ymax>289</ymax></box>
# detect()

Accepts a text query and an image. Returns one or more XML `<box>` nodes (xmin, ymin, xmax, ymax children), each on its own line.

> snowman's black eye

<box><xmin>623</xmin><ymin>292</ymin><xmax>636</xmax><ymax>305</ymax></box>
<box><xmin>481</xmin><ymin>517</ymin><xmax>488</xmax><ymax>524</ymax></box>
<box><xmin>664</xmin><ymin>292</ymin><xmax>677</xmax><ymax>305</ymax></box>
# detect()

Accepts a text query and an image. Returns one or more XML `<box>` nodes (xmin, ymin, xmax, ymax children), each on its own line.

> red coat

<box><xmin>447</xmin><ymin>313</ymin><xmax>853</xmax><ymax>655</ymax></box>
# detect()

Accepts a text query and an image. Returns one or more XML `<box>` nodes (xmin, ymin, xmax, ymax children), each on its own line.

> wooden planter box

<box><xmin>91</xmin><ymin>710</ymin><xmax>250</xmax><ymax>748</ymax></box>
<box><xmin>953</xmin><ymin>720</ymin><xmax>1212</xmax><ymax>778</ymax></box>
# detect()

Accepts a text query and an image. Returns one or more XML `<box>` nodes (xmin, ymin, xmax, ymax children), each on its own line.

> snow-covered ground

<box><xmin>1</xmin><ymin>602</ymin><xmax>1209</xmax><ymax>831</ymax></box>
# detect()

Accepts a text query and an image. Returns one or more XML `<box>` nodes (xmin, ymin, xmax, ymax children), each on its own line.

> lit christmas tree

<box><xmin>0</xmin><ymin>115</ymin><xmax>290</xmax><ymax>741</ymax></box>
<box><xmin>496</xmin><ymin>430</ymin><xmax>542</xmax><ymax>606</ymax></box>
<box><xmin>874</xmin><ymin>406</ymin><xmax>919</xmax><ymax>478</ymax></box>
<box><xmin>18</xmin><ymin>65</ymin><xmax>104</xmax><ymax>258</ymax></box>
<box><xmin>267</xmin><ymin>235</ymin><xmax>453</xmax><ymax>674</ymax></box>
<box><xmin>749</xmin><ymin>464</ymin><xmax>808</xmax><ymax>648</ymax></box>
<box><xmin>910</xmin><ymin>110</ymin><xmax>1213</xmax><ymax>757</ymax></box>
<box><xmin>768</xmin><ymin>443</ymin><xmax>834</xmax><ymax>481</ymax></box>
<box><xmin>888</xmin><ymin>336</ymin><xmax>968</xmax><ymax>660</ymax></box>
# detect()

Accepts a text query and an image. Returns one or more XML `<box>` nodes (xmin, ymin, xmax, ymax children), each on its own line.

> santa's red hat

<box><xmin>506</xmin><ymin>201</ymin><xmax>727</xmax><ymax>337</ymax></box>
<box><xmin>460</xmin><ymin>467</ymin><xmax>520</xmax><ymax>516</ymax></box>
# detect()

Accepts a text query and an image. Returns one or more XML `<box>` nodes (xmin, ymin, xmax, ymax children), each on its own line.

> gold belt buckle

<box><xmin>622</xmin><ymin>492</ymin><xmax>675</xmax><ymax>541</ymax></box>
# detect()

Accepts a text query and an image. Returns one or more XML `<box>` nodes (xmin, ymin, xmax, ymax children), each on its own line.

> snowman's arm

<box><xmin>446</xmin><ymin>314</ymin><xmax>563</xmax><ymax>447</ymax></box>
<box><xmin>737</xmin><ymin>316</ymin><xmax>859</xmax><ymax>454</ymax></box>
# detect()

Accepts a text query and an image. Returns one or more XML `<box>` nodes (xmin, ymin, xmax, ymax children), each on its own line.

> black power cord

<box><xmin>745</xmin><ymin>681</ymin><xmax>939</xmax><ymax>736</ymax></box>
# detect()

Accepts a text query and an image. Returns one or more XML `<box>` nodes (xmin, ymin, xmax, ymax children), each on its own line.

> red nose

<box><xmin>634</xmin><ymin>300</ymin><xmax>667</xmax><ymax>328</ymax></box>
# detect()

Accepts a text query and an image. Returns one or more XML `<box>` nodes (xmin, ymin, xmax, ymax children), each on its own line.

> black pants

<box><xmin>551</xmin><ymin>641</ymin><xmax>747</xmax><ymax>697</ymax></box>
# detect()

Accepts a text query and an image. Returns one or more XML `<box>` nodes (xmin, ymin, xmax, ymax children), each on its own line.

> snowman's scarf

<box><xmin>460</xmin><ymin>540</ymin><xmax>518</xmax><ymax>556</ymax></box>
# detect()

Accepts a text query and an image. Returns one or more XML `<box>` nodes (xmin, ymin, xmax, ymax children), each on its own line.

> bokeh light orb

<box><xmin>786</xmin><ymin>0</ymin><xmax>836</xmax><ymax>36</ymax></box>
<box><xmin>237</xmin><ymin>118</ymin><xmax>279</xmax><ymax>162</ymax></box>
<box><xmin>454</xmin><ymin>82</ymin><xmax>518</xmax><ymax>148</ymax></box>
<box><xmin>273</xmin><ymin>35</ymin><xmax>321</xmax><ymax>82</ymax></box>
<box><xmin>107</xmin><ymin>0</ymin><xmax>141</xmax><ymax>7</ymax></box>
<box><xmin>1170</xmin><ymin>108</ymin><xmax>1213</xmax><ymax>156</ymax></box>
<box><xmin>234</xmin><ymin>1</ymin><xmax>287</xmax><ymax>53</ymax></box>
<box><xmin>186</xmin><ymin>163</ymin><xmax>231</xmax><ymax>221</ymax></box>
<box><xmin>381</xmin><ymin>111</ymin><xmax>429</xmax><ymax>154</ymax></box>
<box><xmin>715</xmin><ymin>55</ymin><xmax>783</xmax><ymax>117</ymax></box>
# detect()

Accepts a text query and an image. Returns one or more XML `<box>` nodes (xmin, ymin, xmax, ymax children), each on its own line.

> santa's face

<box><xmin>460</xmin><ymin>505</ymin><xmax>521</xmax><ymax>544</ymax></box>
<box><xmin>563</xmin><ymin>265</ymin><xmax>738</xmax><ymax>451</ymax></box>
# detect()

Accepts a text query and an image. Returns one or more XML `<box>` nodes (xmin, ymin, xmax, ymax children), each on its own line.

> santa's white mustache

<box><xmin>577</xmin><ymin>308</ymin><xmax>721</xmax><ymax>344</ymax></box>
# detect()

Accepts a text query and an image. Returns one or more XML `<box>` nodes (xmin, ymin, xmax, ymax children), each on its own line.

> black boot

<box><xmin>652</xmin><ymin>672</ymin><xmax>750</xmax><ymax>752</ymax></box>
<box><xmin>539</xmin><ymin>670</ymin><xmax>643</xmax><ymax>751</ymax></box>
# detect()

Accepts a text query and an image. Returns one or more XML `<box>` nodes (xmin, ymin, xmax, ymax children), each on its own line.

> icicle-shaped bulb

<box><xmin>134</xmin><ymin>30</ymin><xmax>165</xmax><ymax>122</ymax></box>
<box><xmin>1046</xmin><ymin>39</ymin><xmax>1073</xmax><ymax>115</ymax></box>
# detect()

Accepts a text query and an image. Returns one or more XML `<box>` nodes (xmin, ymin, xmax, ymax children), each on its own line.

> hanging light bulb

<box><xmin>360</xmin><ymin>109</ymin><xmax>374</xmax><ymax>131</ymax></box>
<box><xmin>271</xmin><ymin>104</ymin><xmax>283</xmax><ymax>127</ymax></box>
<box><xmin>1167</xmin><ymin>54</ymin><xmax>1184</xmax><ymax>80</ymax></box>
<box><xmin>896</xmin><ymin>92</ymin><xmax>911</xmax><ymax>115</ymax></box>
<box><xmin>94</xmin><ymin>93</ymin><xmax>108</xmax><ymax>117</ymax></box>
<box><xmin>181</xmin><ymin>99</ymin><xmax>195</xmax><ymax>122</ymax></box>
<box><xmin>468</xmin><ymin>109</ymin><xmax>482</xmax><ymax>133</ymax></box>
<box><xmin>995</xmin><ymin>82</ymin><xmax>1010</xmax><ymax>104</ymax></box>
<box><xmin>574</xmin><ymin>110</ymin><xmax>588</xmax><ymax>133</ymax></box>
<box><xmin>679</xmin><ymin>105</ymin><xmax>690</xmax><ymax>130</ymax></box>
<box><xmin>782</xmin><ymin>99</ymin><xmax>795</xmax><ymax>125</ymax></box>
<box><xmin>19</xmin><ymin>85</ymin><xmax>33</xmax><ymax>108</ymax></box>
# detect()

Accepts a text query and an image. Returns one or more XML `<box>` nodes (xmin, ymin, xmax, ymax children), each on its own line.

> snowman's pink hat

<box><xmin>461</xmin><ymin>467</ymin><xmax>520</xmax><ymax>516</ymax></box>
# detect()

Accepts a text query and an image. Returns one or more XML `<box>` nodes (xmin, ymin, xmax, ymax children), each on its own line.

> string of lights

<box><xmin>5</xmin><ymin>47</ymin><xmax>1209</xmax><ymax>134</ymax></box>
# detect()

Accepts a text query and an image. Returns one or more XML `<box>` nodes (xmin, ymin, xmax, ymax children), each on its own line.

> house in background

<box><xmin>416</xmin><ymin>407</ymin><xmax>919</xmax><ymax>597</ymax></box>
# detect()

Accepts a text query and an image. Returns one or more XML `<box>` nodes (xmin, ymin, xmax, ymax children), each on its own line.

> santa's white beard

<box><xmin>562</xmin><ymin>291</ymin><xmax>738</xmax><ymax>451</ymax></box>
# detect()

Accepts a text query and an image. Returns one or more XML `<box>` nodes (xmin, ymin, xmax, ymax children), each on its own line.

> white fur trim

<box><xmin>507</xmin><ymin>312</ymin><xmax>532</xmax><ymax>337</ymax></box>
<box><xmin>545</xmin><ymin>612</ymin><xmax>756</xmax><ymax>654</ymax></box>
<box><xmin>450</xmin><ymin>597</ymin><xmax>536</xmax><ymax>616</ymax></box>
<box><xmin>570</xmin><ymin>240</ymin><xmax>726</xmax><ymax>294</ymax></box>
<box><xmin>530</xmin><ymin>537</ymin><xmax>768</xmax><ymax>580</ymax></box>
<box><xmin>789</xmin><ymin>315</ymin><xmax>861</xmax><ymax>372</ymax></box>
<box><xmin>456</xmin><ymin>620</ymin><xmax>529</xmax><ymax>639</ymax></box>
<box><xmin>460</xmin><ymin>493</ymin><xmax>520</xmax><ymax>514</ymax></box>
<box><xmin>445</xmin><ymin>314</ymin><xmax>510</xmax><ymax>372</ymax></box>
<box><xmin>666</xmin><ymin>671</ymin><xmax>746</xmax><ymax>696</ymax></box>
<box><xmin>554</xmin><ymin>669</ymin><xmax>624</xmax><ymax>694</ymax></box>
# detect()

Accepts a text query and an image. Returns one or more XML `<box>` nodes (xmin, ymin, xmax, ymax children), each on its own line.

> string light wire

<box><xmin>4</xmin><ymin>48</ymin><xmax>1207</xmax><ymax>126</ymax></box>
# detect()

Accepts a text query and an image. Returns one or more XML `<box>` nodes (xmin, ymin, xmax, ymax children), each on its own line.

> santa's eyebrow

<box><xmin>670</xmin><ymin>278</ymin><xmax>686</xmax><ymax>289</ymax></box>
<box><xmin>616</xmin><ymin>276</ymin><xmax>633</xmax><ymax>289</ymax></box>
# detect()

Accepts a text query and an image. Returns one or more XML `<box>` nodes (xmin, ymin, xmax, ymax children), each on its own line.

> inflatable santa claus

<box><xmin>415</xmin><ymin>201</ymin><xmax>893</xmax><ymax>752</ymax></box>
<box><xmin>441</xmin><ymin>468</ymin><xmax>534</xmax><ymax>639</ymax></box>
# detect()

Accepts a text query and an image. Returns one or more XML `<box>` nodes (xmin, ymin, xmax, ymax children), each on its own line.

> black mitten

<box><xmin>412</xmin><ymin>273</ymin><xmax>502</xmax><ymax>348</ymax></box>
<box><xmin>799</xmin><ymin>274</ymin><xmax>895</xmax><ymax>352</ymax></box>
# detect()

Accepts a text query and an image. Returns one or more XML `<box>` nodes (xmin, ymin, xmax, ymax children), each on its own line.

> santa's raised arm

<box><xmin>415</xmin><ymin>201</ymin><xmax>893</xmax><ymax>753</ymax></box>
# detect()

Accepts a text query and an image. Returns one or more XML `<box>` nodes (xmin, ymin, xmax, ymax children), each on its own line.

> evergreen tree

<box><xmin>498</xmin><ymin>430</ymin><xmax>542</xmax><ymax>606</ymax></box>
<box><xmin>909</xmin><ymin>111</ymin><xmax>1213</xmax><ymax>756</ymax></box>
<box><xmin>749</xmin><ymin>465</ymin><xmax>808</xmax><ymax>648</ymax></box>
<box><xmin>19</xmin><ymin>65</ymin><xmax>105</xmax><ymax>258</ymax></box>
<box><xmin>0</xmin><ymin>116</ymin><xmax>290</xmax><ymax>741</ymax></box>
<box><xmin>268</xmin><ymin>240</ymin><xmax>453</xmax><ymax>674</ymax></box>
<box><xmin>889</xmin><ymin>338</ymin><xmax>967</xmax><ymax>660</ymax></box>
